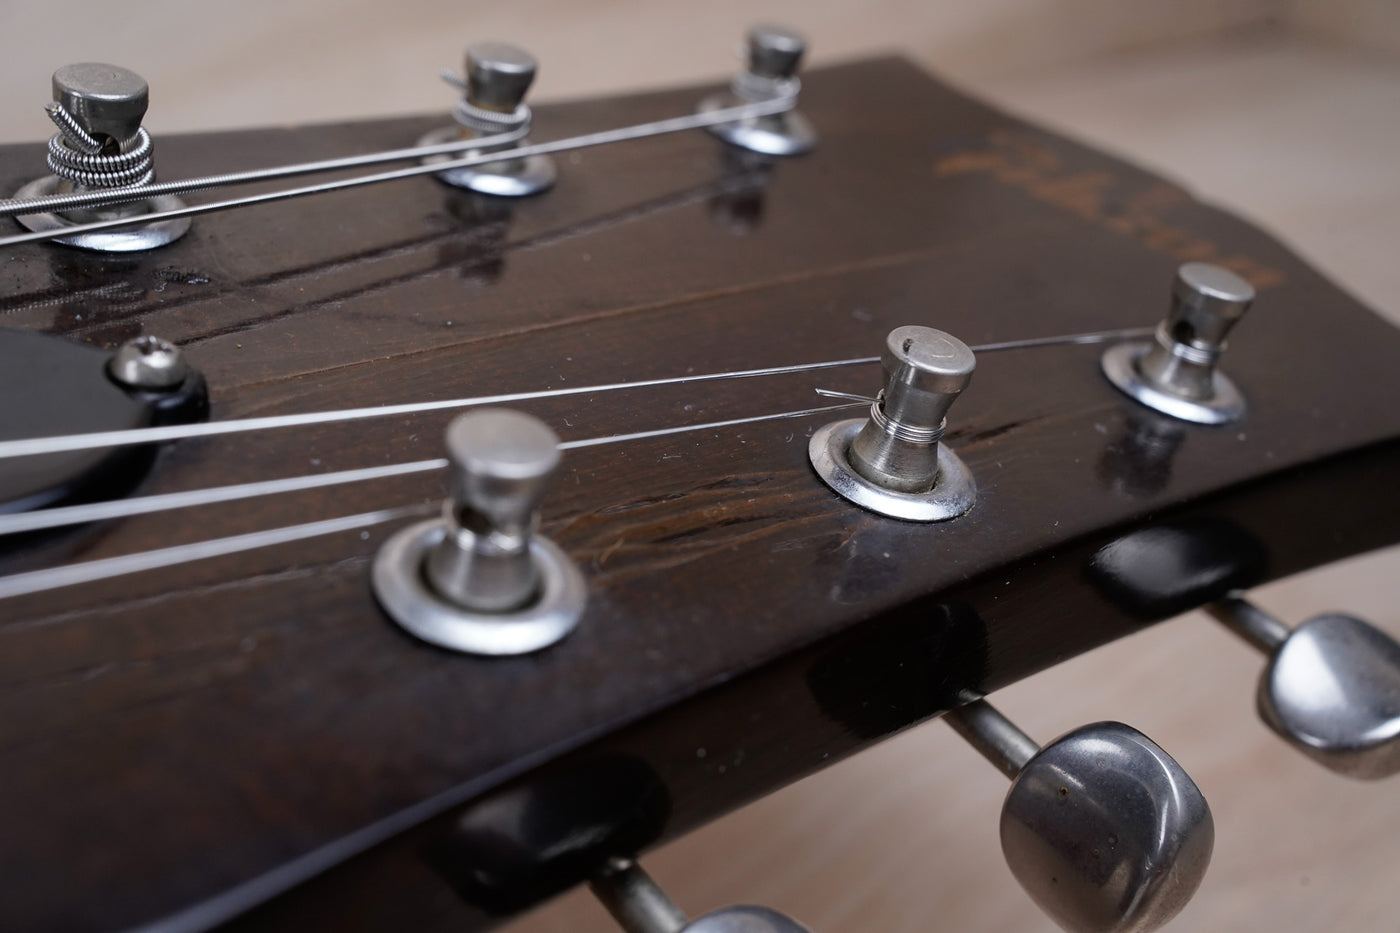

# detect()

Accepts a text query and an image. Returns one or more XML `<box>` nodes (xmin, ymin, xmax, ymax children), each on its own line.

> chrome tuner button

<box><xmin>809</xmin><ymin>325</ymin><xmax>976</xmax><ymax>522</ymax></box>
<box><xmin>1102</xmin><ymin>262</ymin><xmax>1254</xmax><ymax>424</ymax></box>
<box><xmin>420</xmin><ymin>41</ymin><xmax>557</xmax><ymax>197</ymax></box>
<box><xmin>13</xmin><ymin>62</ymin><xmax>190</xmax><ymax>252</ymax></box>
<box><xmin>107</xmin><ymin>336</ymin><xmax>189</xmax><ymax>390</ymax></box>
<box><xmin>699</xmin><ymin>24</ymin><xmax>816</xmax><ymax>157</ymax></box>
<box><xmin>591</xmin><ymin>857</ymin><xmax>813</xmax><ymax>933</ymax></box>
<box><xmin>945</xmin><ymin>700</ymin><xmax>1214</xmax><ymax>933</ymax></box>
<box><xmin>372</xmin><ymin>408</ymin><xmax>585</xmax><ymax>655</ymax></box>
<box><xmin>1208</xmin><ymin>596</ymin><xmax>1400</xmax><ymax>779</ymax></box>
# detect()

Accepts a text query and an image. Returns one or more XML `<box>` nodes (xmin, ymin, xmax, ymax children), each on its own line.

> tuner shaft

<box><xmin>590</xmin><ymin>856</ymin><xmax>813</xmax><ymax>933</ymax></box>
<box><xmin>591</xmin><ymin>859</ymin><xmax>689</xmax><ymax>933</ymax></box>
<box><xmin>943</xmin><ymin>699</ymin><xmax>1039</xmax><ymax>780</ymax></box>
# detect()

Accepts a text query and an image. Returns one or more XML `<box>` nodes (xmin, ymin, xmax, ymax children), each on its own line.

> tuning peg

<box><xmin>12</xmin><ymin>63</ymin><xmax>190</xmax><ymax>251</ymax></box>
<box><xmin>419</xmin><ymin>41</ymin><xmax>557</xmax><ymax>197</ymax></box>
<box><xmin>590</xmin><ymin>857</ymin><xmax>812</xmax><ymax>933</ymax></box>
<box><xmin>809</xmin><ymin>325</ymin><xmax>977</xmax><ymax>521</ymax></box>
<box><xmin>700</xmin><ymin>24</ymin><xmax>817</xmax><ymax>157</ymax></box>
<box><xmin>1206</xmin><ymin>596</ymin><xmax>1400</xmax><ymax>779</ymax></box>
<box><xmin>1102</xmin><ymin>262</ymin><xmax>1254</xmax><ymax>424</ymax></box>
<box><xmin>372</xmin><ymin>407</ymin><xmax>585</xmax><ymax>655</ymax></box>
<box><xmin>945</xmin><ymin>699</ymin><xmax>1213</xmax><ymax>933</ymax></box>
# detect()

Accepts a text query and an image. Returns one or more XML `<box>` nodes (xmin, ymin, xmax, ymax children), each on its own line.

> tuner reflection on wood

<box><xmin>372</xmin><ymin>408</ymin><xmax>585</xmax><ymax>655</ymax></box>
<box><xmin>809</xmin><ymin>325</ymin><xmax>976</xmax><ymax>521</ymax></box>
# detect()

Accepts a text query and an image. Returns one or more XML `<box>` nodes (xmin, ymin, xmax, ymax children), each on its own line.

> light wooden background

<box><xmin>1</xmin><ymin>2</ymin><xmax>1396</xmax><ymax>930</ymax></box>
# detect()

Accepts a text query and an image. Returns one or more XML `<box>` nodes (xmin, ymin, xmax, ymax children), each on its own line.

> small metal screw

<box><xmin>107</xmin><ymin>335</ymin><xmax>188</xmax><ymax>390</ymax></box>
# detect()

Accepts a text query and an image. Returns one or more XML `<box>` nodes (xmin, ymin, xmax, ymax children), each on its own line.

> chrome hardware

<box><xmin>12</xmin><ymin>63</ymin><xmax>190</xmax><ymax>252</ymax></box>
<box><xmin>946</xmin><ymin>699</ymin><xmax>1214</xmax><ymax>933</ymax></box>
<box><xmin>1102</xmin><ymin>262</ymin><xmax>1254</xmax><ymax>424</ymax></box>
<box><xmin>419</xmin><ymin>42</ymin><xmax>557</xmax><ymax>197</ymax></box>
<box><xmin>372</xmin><ymin>408</ymin><xmax>584</xmax><ymax>655</ymax></box>
<box><xmin>107</xmin><ymin>336</ymin><xmax>189</xmax><ymax>391</ymax></box>
<box><xmin>809</xmin><ymin>325</ymin><xmax>976</xmax><ymax>521</ymax></box>
<box><xmin>1208</xmin><ymin>596</ymin><xmax>1400</xmax><ymax>779</ymax></box>
<box><xmin>591</xmin><ymin>857</ymin><xmax>813</xmax><ymax>933</ymax></box>
<box><xmin>699</xmin><ymin>24</ymin><xmax>816</xmax><ymax>157</ymax></box>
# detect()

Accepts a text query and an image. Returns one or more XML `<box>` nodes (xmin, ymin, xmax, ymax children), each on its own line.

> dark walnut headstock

<box><xmin>0</xmin><ymin>56</ymin><xmax>1396</xmax><ymax>932</ymax></box>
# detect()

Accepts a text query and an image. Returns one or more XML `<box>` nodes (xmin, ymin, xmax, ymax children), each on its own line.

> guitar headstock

<box><xmin>0</xmin><ymin>32</ymin><xmax>1397</xmax><ymax>933</ymax></box>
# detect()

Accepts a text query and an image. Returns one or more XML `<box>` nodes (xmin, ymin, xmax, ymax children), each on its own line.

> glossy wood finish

<box><xmin>0</xmin><ymin>58</ymin><xmax>1397</xmax><ymax>932</ymax></box>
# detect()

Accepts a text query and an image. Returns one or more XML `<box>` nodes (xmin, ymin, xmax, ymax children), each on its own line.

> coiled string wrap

<box><xmin>438</xmin><ymin>69</ymin><xmax>533</xmax><ymax>140</ymax></box>
<box><xmin>44</xmin><ymin>102</ymin><xmax>155</xmax><ymax>189</ymax></box>
<box><xmin>730</xmin><ymin>71</ymin><xmax>801</xmax><ymax>106</ymax></box>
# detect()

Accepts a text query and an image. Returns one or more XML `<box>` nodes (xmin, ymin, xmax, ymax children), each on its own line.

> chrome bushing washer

<box><xmin>11</xmin><ymin>176</ymin><xmax>190</xmax><ymax>252</ymax></box>
<box><xmin>1101</xmin><ymin>341</ymin><xmax>1245</xmax><ymax>425</ymax></box>
<box><xmin>417</xmin><ymin>126</ymin><xmax>556</xmax><ymax>197</ymax></box>
<box><xmin>809</xmin><ymin>418</ymin><xmax>976</xmax><ymax>522</ymax></box>
<box><xmin>373</xmin><ymin>519</ymin><xmax>585</xmax><ymax>655</ymax></box>
<box><xmin>698</xmin><ymin>95</ymin><xmax>815</xmax><ymax>157</ymax></box>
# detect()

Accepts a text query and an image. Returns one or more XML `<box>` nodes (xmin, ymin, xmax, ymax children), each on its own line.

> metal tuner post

<box><xmin>945</xmin><ymin>699</ymin><xmax>1214</xmax><ymax>933</ymax></box>
<box><xmin>372</xmin><ymin>408</ymin><xmax>585</xmax><ymax>655</ymax></box>
<box><xmin>700</xmin><ymin>24</ymin><xmax>816</xmax><ymax>157</ymax></box>
<box><xmin>419</xmin><ymin>42</ymin><xmax>557</xmax><ymax>197</ymax></box>
<box><xmin>13</xmin><ymin>63</ymin><xmax>190</xmax><ymax>251</ymax></box>
<box><xmin>1102</xmin><ymin>262</ymin><xmax>1254</xmax><ymax>424</ymax></box>
<box><xmin>810</xmin><ymin>325</ymin><xmax>977</xmax><ymax>521</ymax></box>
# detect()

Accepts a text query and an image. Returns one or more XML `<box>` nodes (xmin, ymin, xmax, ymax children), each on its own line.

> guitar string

<box><xmin>0</xmin><ymin>323</ymin><xmax>1161</xmax><ymax>589</ymax></box>
<box><xmin>0</xmin><ymin>402</ymin><xmax>861</xmax><ymax>537</ymax></box>
<box><xmin>0</xmin><ymin>508</ymin><xmax>417</xmax><ymax>602</ymax></box>
<box><xmin>0</xmin><ymin>96</ymin><xmax>795</xmax><ymax>249</ymax></box>
<box><xmin>0</xmin><ymin>125</ymin><xmax>532</xmax><ymax>218</ymax></box>
<box><xmin>0</xmin><ymin>402</ymin><xmax>861</xmax><ymax>598</ymax></box>
<box><xmin>0</xmin><ymin>327</ymin><xmax>1153</xmax><ymax>461</ymax></box>
<box><xmin>0</xmin><ymin>123</ymin><xmax>530</xmax><ymax>218</ymax></box>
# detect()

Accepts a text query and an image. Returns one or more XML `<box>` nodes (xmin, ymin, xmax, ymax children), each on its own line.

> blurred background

<box><xmin>2</xmin><ymin>1</ymin><xmax>1397</xmax><ymax>929</ymax></box>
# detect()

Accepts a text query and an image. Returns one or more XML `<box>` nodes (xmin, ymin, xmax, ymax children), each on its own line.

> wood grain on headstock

<box><xmin>0</xmin><ymin>58</ymin><xmax>1396</xmax><ymax>932</ymax></box>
